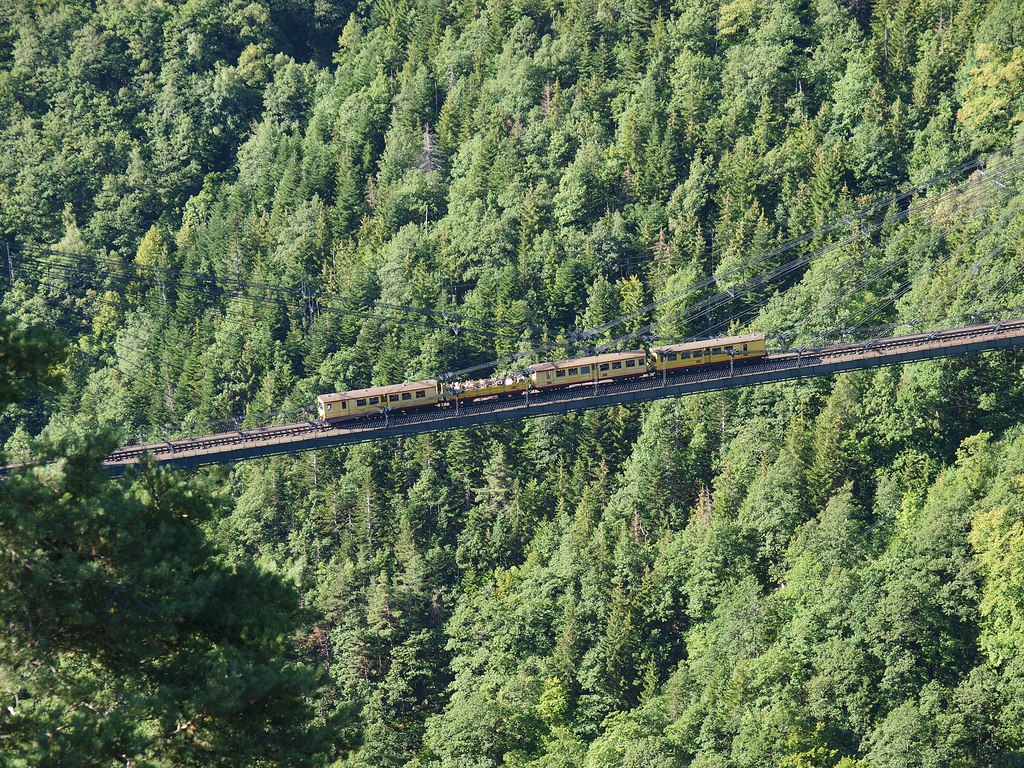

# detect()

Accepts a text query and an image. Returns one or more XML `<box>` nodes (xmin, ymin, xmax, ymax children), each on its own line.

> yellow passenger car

<box><xmin>317</xmin><ymin>379</ymin><xmax>439</xmax><ymax>421</ymax></box>
<box><xmin>529</xmin><ymin>350</ymin><xmax>650</xmax><ymax>389</ymax></box>
<box><xmin>650</xmin><ymin>333</ymin><xmax>766</xmax><ymax>372</ymax></box>
<box><xmin>444</xmin><ymin>374</ymin><xmax>529</xmax><ymax>401</ymax></box>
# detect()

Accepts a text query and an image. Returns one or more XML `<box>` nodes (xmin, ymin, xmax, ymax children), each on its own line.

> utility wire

<box><xmin>643</xmin><ymin>151</ymin><xmax>1024</xmax><ymax>351</ymax></box>
<box><xmin>8</xmin><ymin>241</ymin><xmax>550</xmax><ymax>337</ymax></box>
<box><xmin>6</xmin><ymin>142</ymin><xmax>1022</xmax><ymax>440</ymax></box>
<box><xmin>589</xmin><ymin>166</ymin><xmax>996</xmax><ymax>355</ymax></box>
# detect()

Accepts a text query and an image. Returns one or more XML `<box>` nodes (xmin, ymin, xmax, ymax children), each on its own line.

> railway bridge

<box><xmin>87</xmin><ymin>318</ymin><xmax>1024</xmax><ymax>475</ymax></box>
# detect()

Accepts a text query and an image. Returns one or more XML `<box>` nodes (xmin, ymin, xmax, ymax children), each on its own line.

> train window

<box><xmin>341</xmin><ymin>401</ymin><xmax>347</xmax><ymax>409</ymax></box>
<box><xmin>600</xmin><ymin>363</ymin><xmax>609</xmax><ymax>371</ymax></box>
<box><xmin>402</xmin><ymin>392</ymin><xmax>412</xmax><ymax>400</ymax></box>
<box><xmin>693</xmin><ymin>351</ymin><xmax>701</xmax><ymax>358</ymax></box>
<box><xmin>369</xmin><ymin>397</ymin><xmax>379</xmax><ymax>405</ymax></box>
<box><xmin>389</xmin><ymin>394</ymin><xmax>399</xmax><ymax>403</ymax></box>
<box><xmin>417</xmin><ymin>390</ymin><xmax>425</xmax><ymax>398</ymax></box>
<box><xmin>357</xmin><ymin>399</ymin><xmax>367</xmax><ymax>406</ymax></box>
<box><xmin>581</xmin><ymin>366</ymin><xmax>590</xmax><ymax>374</ymax></box>
<box><xmin>625</xmin><ymin>359</ymin><xmax>635</xmax><ymax>367</ymax></box>
<box><xmin>669</xmin><ymin>353</ymin><xmax>678</xmax><ymax>361</ymax></box>
<box><xmin>326</xmin><ymin>403</ymin><xmax>332</xmax><ymax>411</ymax></box>
<box><xmin>556</xmin><ymin>370</ymin><xmax>566</xmax><ymax>378</ymax></box>
<box><xmin>612</xmin><ymin>361</ymin><xmax>622</xmax><ymax>369</ymax></box>
<box><xmin>743</xmin><ymin>344</ymin><xmax>748</xmax><ymax>351</ymax></box>
<box><xmin>680</xmin><ymin>352</ymin><xmax>689</xmax><ymax>359</ymax></box>
<box><xmin>712</xmin><ymin>347</ymin><xmax>721</xmax><ymax>354</ymax></box>
<box><xmin>569</xmin><ymin>368</ymin><xmax>578</xmax><ymax>375</ymax></box>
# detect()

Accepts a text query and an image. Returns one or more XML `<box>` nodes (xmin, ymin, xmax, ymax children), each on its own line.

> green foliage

<box><xmin>0</xmin><ymin>309</ymin><xmax>349</xmax><ymax>764</ymax></box>
<box><xmin>0</xmin><ymin>307</ymin><xmax>62</xmax><ymax>419</ymax></box>
<box><xmin>6</xmin><ymin>0</ymin><xmax>1024</xmax><ymax>764</ymax></box>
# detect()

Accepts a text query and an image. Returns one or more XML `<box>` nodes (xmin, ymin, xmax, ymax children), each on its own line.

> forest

<box><xmin>2</xmin><ymin>0</ymin><xmax>1024</xmax><ymax>764</ymax></box>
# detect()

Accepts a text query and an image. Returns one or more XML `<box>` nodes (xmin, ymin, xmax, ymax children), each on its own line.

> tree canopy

<box><xmin>3</xmin><ymin>0</ymin><xmax>1024</xmax><ymax>764</ymax></box>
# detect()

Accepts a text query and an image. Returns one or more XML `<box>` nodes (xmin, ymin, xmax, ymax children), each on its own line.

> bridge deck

<box><xmin>22</xmin><ymin>319</ymin><xmax>1024</xmax><ymax>475</ymax></box>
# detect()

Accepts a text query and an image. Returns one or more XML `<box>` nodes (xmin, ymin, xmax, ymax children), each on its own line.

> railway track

<box><xmin>19</xmin><ymin>319</ymin><xmax>1024</xmax><ymax>475</ymax></box>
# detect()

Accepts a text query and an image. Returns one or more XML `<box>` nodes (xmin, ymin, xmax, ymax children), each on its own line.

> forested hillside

<box><xmin>3</xmin><ymin>0</ymin><xmax>1024</xmax><ymax>764</ymax></box>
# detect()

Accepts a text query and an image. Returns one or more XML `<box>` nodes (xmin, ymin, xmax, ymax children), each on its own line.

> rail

<box><xmin>8</xmin><ymin>319</ymin><xmax>1024</xmax><ymax>476</ymax></box>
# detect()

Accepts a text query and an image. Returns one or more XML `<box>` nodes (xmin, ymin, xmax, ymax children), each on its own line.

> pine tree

<box><xmin>0</xmin><ymin>308</ymin><xmax>349</xmax><ymax>766</ymax></box>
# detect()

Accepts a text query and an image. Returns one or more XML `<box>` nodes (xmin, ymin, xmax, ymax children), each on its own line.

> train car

<box><xmin>318</xmin><ymin>379</ymin><xmax>439</xmax><ymax>421</ymax></box>
<box><xmin>444</xmin><ymin>374</ymin><xmax>529</xmax><ymax>402</ymax></box>
<box><xmin>650</xmin><ymin>333</ymin><xmax>766</xmax><ymax>372</ymax></box>
<box><xmin>529</xmin><ymin>349</ymin><xmax>650</xmax><ymax>390</ymax></box>
<box><xmin>314</xmin><ymin>333</ymin><xmax>769</xmax><ymax>421</ymax></box>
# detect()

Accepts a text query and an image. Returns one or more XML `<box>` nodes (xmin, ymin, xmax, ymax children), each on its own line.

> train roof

<box><xmin>653</xmin><ymin>333</ymin><xmax>765</xmax><ymax>354</ymax></box>
<box><xmin>530</xmin><ymin>349</ymin><xmax>647</xmax><ymax>373</ymax></box>
<box><xmin>317</xmin><ymin>379</ymin><xmax>438</xmax><ymax>402</ymax></box>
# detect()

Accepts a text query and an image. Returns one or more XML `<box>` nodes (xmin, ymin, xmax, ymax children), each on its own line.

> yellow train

<box><xmin>316</xmin><ymin>333</ymin><xmax>766</xmax><ymax>422</ymax></box>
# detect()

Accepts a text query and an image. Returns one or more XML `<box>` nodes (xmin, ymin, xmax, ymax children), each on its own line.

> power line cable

<box><xmin>643</xmin><ymin>151</ymin><xmax>1024</xmax><ymax>351</ymax></box>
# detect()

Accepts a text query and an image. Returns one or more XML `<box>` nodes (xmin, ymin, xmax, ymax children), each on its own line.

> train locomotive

<box><xmin>316</xmin><ymin>333</ymin><xmax>767</xmax><ymax>422</ymax></box>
